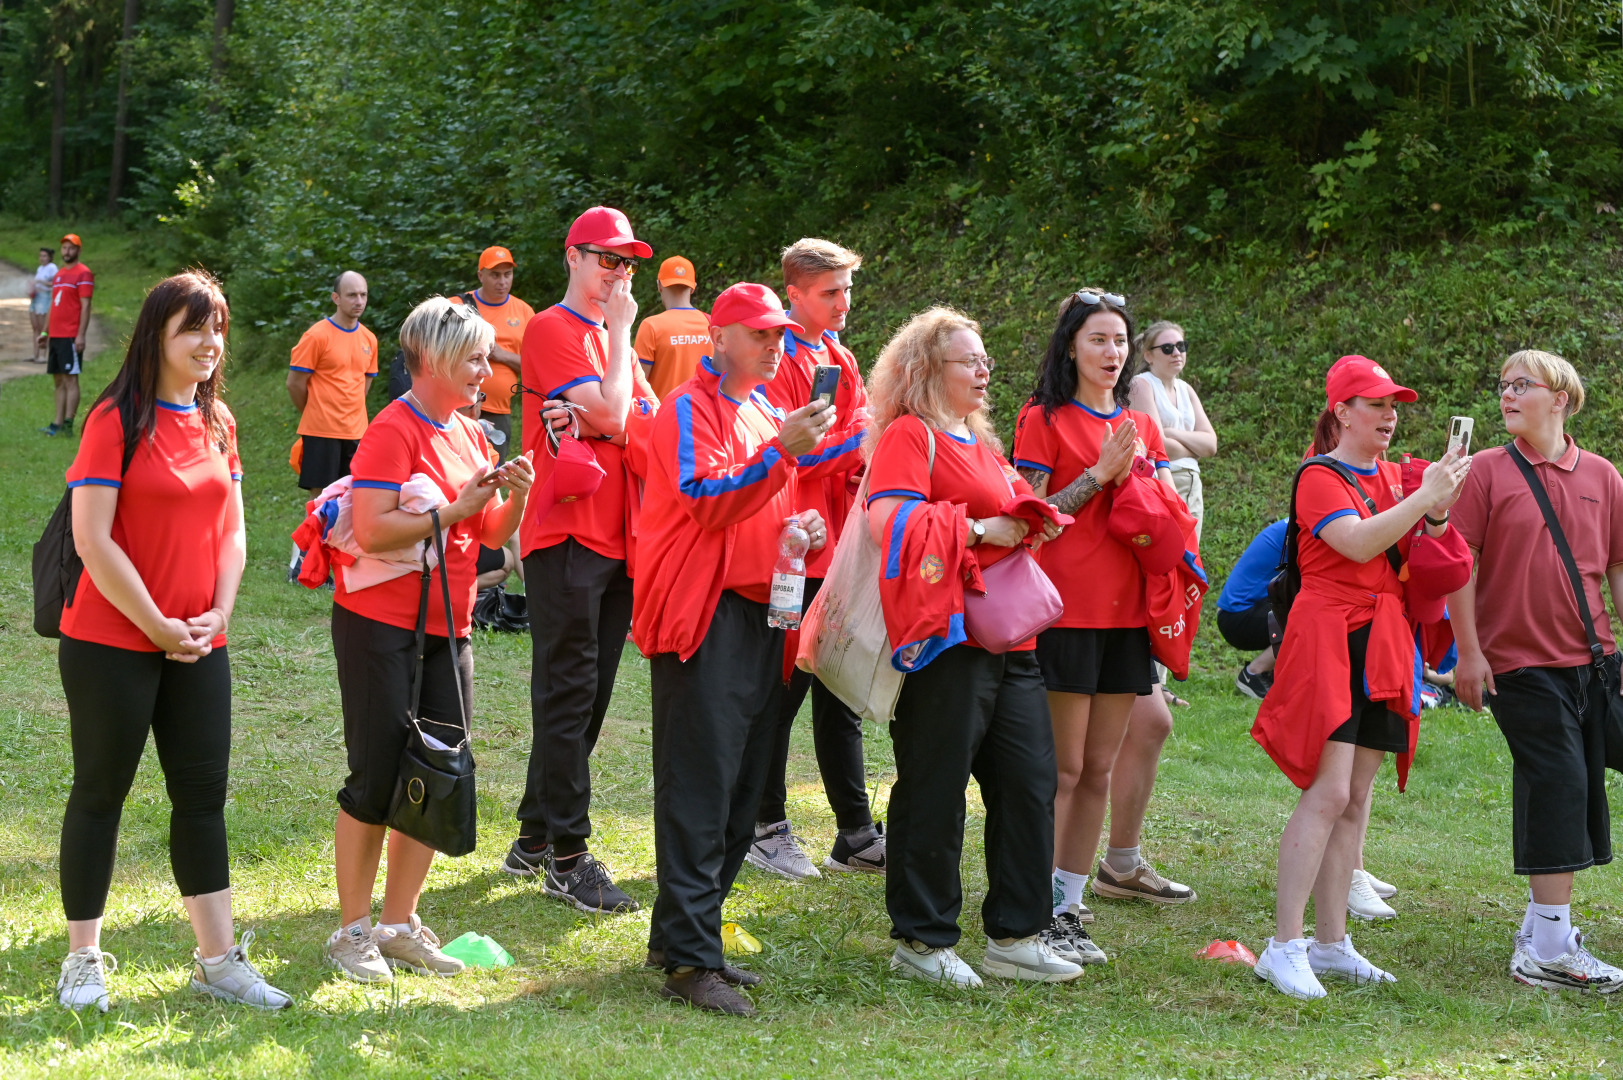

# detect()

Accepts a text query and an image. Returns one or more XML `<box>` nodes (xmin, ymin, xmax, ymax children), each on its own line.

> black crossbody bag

<box><xmin>1506</xmin><ymin>444</ymin><xmax>1623</xmax><ymax>772</ymax></box>
<box><xmin>385</xmin><ymin>509</ymin><xmax>480</xmax><ymax>854</ymax></box>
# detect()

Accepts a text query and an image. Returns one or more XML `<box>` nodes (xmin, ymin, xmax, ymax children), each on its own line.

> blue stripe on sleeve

<box><xmin>1012</xmin><ymin>458</ymin><xmax>1052</xmax><ymax>474</ymax></box>
<box><xmin>231</xmin><ymin>472</ymin><xmax>243</xmax><ymax>481</ymax></box>
<box><xmin>1156</xmin><ymin>459</ymin><xmax>1171</xmax><ymax>470</ymax></box>
<box><xmin>365</xmin><ymin>371</ymin><xmax>378</xmax><ymax>377</ymax></box>
<box><xmin>795</xmin><ymin>428</ymin><xmax>864</xmax><ymax>468</ymax></box>
<box><xmin>547</xmin><ymin>374</ymin><xmax>602</xmax><ymax>399</ymax></box>
<box><xmin>891</xmin><ymin>612</ymin><xmax>967</xmax><ymax>673</ymax></box>
<box><xmin>868</xmin><ymin>488</ymin><xmax>926</xmax><ymax>505</ymax></box>
<box><xmin>288</xmin><ymin>365</ymin><xmax>315</xmax><ymax>373</ymax></box>
<box><xmin>351</xmin><ymin>479</ymin><xmax>403</xmax><ymax>491</ymax></box>
<box><xmin>883</xmin><ymin>499</ymin><xmax>918</xmax><ymax>580</ymax></box>
<box><xmin>68</xmin><ymin>478</ymin><xmax>120</xmax><ymax>489</ymax></box>
<box><xmin>1311</xmin><ymin>508</ymin><xmax>1359</xmax><ymax>537</ymax></box>
<box><xmin>676</xmin><ymin>395</ymin><xmax>781</xmax><ymax>499</ymax></box>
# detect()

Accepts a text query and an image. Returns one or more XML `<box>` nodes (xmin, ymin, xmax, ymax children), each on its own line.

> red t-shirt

<box><xmin>50</xmin><ymin>263</ymin><xmax>94</xmax><ymax>338</ymax></box>
<box><xmin>867</xmin><ymin>414</ymin><xmax>1036</xmax><ymax>650</ymax></box>
<box><xmin>1011</xmin><ymin>400</ymin><xmax>1169</xmax><ymax>628</ymax></box>
<box><xmin>1293</xmin><ymin>459</ymin><xmax>1406</xmax><ymax>625</ymax></box>
<box><xmin>334</xmin><ymin>398</ymin><xmax>493</xmax><ymax>638</ymax></box>
<box><xmin>719</xmin><ymin>389</ymin><xmax>799</xmax><ymax>602</ymax></box>
<box><xmin>62</xmin><ymin>398</ymin><xmax>242</xmax><ymax>651</ymax></box>
<box><xmin>1452</xmin><ymin>437</ymin><xmax>1623</xmax><ymax>671</ymax></box>
<box><xmin>519</xmin><ymin>304</ymin><xmax>628</xmax><ymax>561</ymax></box>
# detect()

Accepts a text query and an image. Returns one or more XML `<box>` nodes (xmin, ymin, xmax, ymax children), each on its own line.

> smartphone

<box><xmin>478</xmin><ymin>461</ymin><xmax>514</xmax><ymax>487</ymax></box>
<box><xmin>1447</xmin><ymin>415</ymin><xmax>1474</xmax><ymax>456</ymax></box>
<box><xmin>811</xmin><ymin>364</ymin><xmax>841</xmax><ymax>409</ymax></box>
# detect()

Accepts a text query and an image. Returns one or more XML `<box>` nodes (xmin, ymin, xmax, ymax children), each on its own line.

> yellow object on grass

<box><xmin>721</xmin><ymin>923</ymin><xmax>761</xmax><ymax>955</ymax></box>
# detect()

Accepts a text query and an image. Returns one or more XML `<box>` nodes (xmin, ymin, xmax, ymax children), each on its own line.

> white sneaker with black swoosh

<box><xmin>1512</xmin><ymin>933</ymin><xmax>1623</xmax><ymax>993</ymax></box>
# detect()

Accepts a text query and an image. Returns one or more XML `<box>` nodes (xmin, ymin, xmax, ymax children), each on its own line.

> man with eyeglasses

<box><xmin>502</xmin><ymin>206</ymin><xmax>651</xmax><ymax>914</ymax></box>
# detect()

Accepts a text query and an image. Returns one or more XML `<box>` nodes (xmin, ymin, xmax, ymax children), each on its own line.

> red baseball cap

<box><xmin>479</xmin><ymin>245</ymin><xmax>515</xmax><ymax>270</ymax></box>
<box><xmin>61</xmin><ymin>233</ymin><xmax>82</xmax><ymax>246</ymax></box>
<box><xmin>564</xmin><ymin>206</ymin><xmax>652</xmax><ymax>259</ymax></box>
<box><xmin>533</xmin><ymin>437</ymin><xmax>607</xmax><ymax>525</ymax></box>
<box><xmin>709</xmin><ymin>283</ymin><xmax>804</xmax><ymax>333</ymax></box>
<box><xmin>1106</xmin><ymin>458</ymin><xmax>1187</xmax><ymax>576</ymax></box>
<box><xmin>1326</xmin><ymin>355</ymin><xmax>1416</xmax><ymax>407</ymax></box>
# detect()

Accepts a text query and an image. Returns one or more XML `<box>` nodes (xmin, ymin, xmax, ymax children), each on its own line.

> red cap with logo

<box><xmin>533</xmin><ymin>436</ymin><xmax>608</xmax><ymax>525</ymax></box>
<box><xmin>564</xmin><ymin>206</ymin><xmax>652</xmax><ymax>259</ymax></box>
<box><xmin>1106</xmin><ymin>457</ymin><xmax>1187</xmax><ymax>577</ymax></box>
<box><xmin>1325</xmin><ymin>355</ymin><xmax>1417</xmax><ymax>407</ymax></box>
<box><xmin>709</xmin><ymin>283</ymin><xmax>804</xmax><ymax>333</ymax></box>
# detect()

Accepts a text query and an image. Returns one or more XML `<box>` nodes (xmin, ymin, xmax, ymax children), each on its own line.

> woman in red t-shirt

<box><xmin>55</xmin><ymin>271</ymin><xmax>288</xmax><ymax>1013</ymax></box>
<box><xmin>865</xmin><ymin>306</ymin><xmax>1076</xmax><ymax>988</ymax></box>
<box><xmin>325</xmin><ymin>297</ymin><xmax>533</xmax><ymax>983</ymax></box>
<box><xmin>1011</xmin><ymin>290</ymin><xmax>1187</xmax><ymax>963</ymax></box>
<box><xmin>1250</xmin><ymin>357</ymin><xmax>1467</xmax><ymax>1000</ymax></box>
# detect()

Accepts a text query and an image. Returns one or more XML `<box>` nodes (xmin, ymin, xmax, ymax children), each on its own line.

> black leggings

<box><xmin>58</xmin><ymin>637</ymin><xmax>233</xmax><ymax>920</ymax></box>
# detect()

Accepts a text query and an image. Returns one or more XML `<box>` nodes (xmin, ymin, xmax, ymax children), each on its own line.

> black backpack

<box><xmin>386</xmin><ymin>291</ymin><xmax>479</xmax><ymax>401</ymax></box>
<box><xmin>1266</xmin><ymin>455</ymin><xmax>1404</xmax><ymax>654</ymax></box>
<box><xmin>32</xmin><ymin>430</ymin><xmax>138</xmax><ymax>638</ymax></box>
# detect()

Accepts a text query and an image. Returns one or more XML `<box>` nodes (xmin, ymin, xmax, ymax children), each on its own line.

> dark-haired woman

<box><xmin>1012</xmin><ymin>289</ymin><xmax>1186</xmax><ymax>965</ymax></box>
<box><xmin>55</xmin><ymin>271</ymin><xmax>288</xmax><ymax>1012</ymax></box>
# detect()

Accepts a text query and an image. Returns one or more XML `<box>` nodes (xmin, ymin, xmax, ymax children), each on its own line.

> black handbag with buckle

<box><xmin>385</xmin><ymin>509</ymin><xmax>479</xmax><ymax>855</ymax></box>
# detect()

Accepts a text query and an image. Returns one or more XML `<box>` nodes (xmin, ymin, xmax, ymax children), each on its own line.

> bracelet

<box><xmin>1078</xmin><ymin>469</ymin><xmax>1103</xmax><ymax>496</ymax></box>
<box><xmin>1424</xmin><ymin>513</ymin><xmax>1449</xmax><ymax>527</ymax></box>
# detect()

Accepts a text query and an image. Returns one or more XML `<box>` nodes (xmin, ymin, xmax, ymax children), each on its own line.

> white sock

<box><xmin>1104</xmin><ymin>846</ymin><xmax>1141</xmax><ymax>874</ymax></box>
<box><xmin>756</xmin><ymin>819</ymin><xmax>788</xmax><ymax>838</ymax></box>
<box><xmin>377</xmin><ymin>921</ymin><xmax>413</xmax><ymax>938</ymax></box>
<box><xmin>1530</xmin><ymin>902</ymin><xmax>1575</xmax><ymax>962</ymax></box>
<box><xmin>1052</xmin><ymin>868</ymin><xmax>1088</xmax><ymax>916</ymax></box>
<box><xmin>200</xmin><ymin>951</ymin><xmax>229</xmax><ymax>966</ymax></box>
<box><xmin>1519</xmin><ymin>890</ymin><xmax>1536</xmax><ymax>939</ymax></box>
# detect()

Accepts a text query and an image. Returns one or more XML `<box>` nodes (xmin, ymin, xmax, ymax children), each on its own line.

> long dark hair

<box><xmin>1030</xmin><ymin>289</ymin><xmax>1139</xmax><ymax>418</ymax></box>
<box><xmin>91</xmin><ymin>270</ymin><xmax>231</xmax><ymax>459</ymax></box>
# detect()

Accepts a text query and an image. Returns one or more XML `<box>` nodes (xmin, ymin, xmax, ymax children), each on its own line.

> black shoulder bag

<box><xmin>32</xmin><ymin>419</ymin><xmax>140</xmax><ymax>637</ymax></box>
<box><xmin>1267</xmin><ymin>455</ymin><xmax>1404</xmax><ymax>654</ymax></box>
<box><xmin>385</xmin><ymin>509</ymin><xmax>480</xmax><ymax>855</ymax></box>
<box><xmin>1506</xmin><ymin>443</ymin><xmax>1623</xmax><ymax>772</ymax></box>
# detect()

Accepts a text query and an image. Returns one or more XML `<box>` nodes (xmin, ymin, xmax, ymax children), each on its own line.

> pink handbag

<box><xmin>962</xmin><ymin>546</ymin><xmax>1064</xmax><ymax>653</ymax></box>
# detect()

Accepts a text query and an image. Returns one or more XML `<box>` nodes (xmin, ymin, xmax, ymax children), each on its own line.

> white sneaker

<box><xmin>191</xmin><ymin>930</ymin><xmax>293</xmax><ymax>1009</ymax></box>
<box><xmin>1357</xmin><ymin>867</ymin><xmax>1397</xmax><ymax>899</ymax></box>
<box><xmin>1255</xmin><ymin>937</ymin><xmax>1327</xmax><ymax>1001</ymax></box>
<box><xmin>326</xmin><ymin>922</ymin><xmax>392</xmax><ymax>983</ymax></box>
<box><xmin>1347</xmin><ymin>871</ymin><xmax>1396</xmax><ymax>920</ymax></box>
<box><xmin>1307</xmin><ymin>935</ymin><xmax>1396</xmax><ymax>985</ymax></box>
<box><xmin>745</xmin><ymin>821</ymin><xmax>821</xmax><ymax>882</ymax></box>
<box><xmin>890</xmin><ymin>941</ymin><xmax>982</xmax><ymax>987</ymax></box>
<box><xmin>981</xmin><ymin>935</ymin><xmax>1084</xmax><ymax>983</ymax></box>
<box><xmin>1511</xmin><ymin>928</ymin><xmax>1532</xmax><ymax>979</ymax></box>
<box><xmin>57</xmin><ymin>946</ymin><xmax>116</xmax><ymax>1012</ymax></box>
<box><xmin>1512</xmin><ymin>932</ymin><xmax>1623</xmax><ymax>993</ymax></box>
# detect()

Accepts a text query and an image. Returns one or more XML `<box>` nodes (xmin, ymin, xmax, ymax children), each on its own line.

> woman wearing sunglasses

<box><xmin>1129</xmin><ymin>321</ymin><xmax>1215</xmax><ymax>540</ymax></box>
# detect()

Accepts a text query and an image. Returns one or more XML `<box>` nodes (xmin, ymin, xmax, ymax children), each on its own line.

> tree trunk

<box><xmin>211</xmin><ymin>0</ymin><xmax>234</xmax><ymax>78</ymax></box>
<box><xmin>107</xmin><ymin>0</ymin><xmax>139</xmax><ymax>215</ymax></box>
<box><xmin>49</xmin><ymin>57</ymin><xmax>66</xmax><ymax>217</ymax></box>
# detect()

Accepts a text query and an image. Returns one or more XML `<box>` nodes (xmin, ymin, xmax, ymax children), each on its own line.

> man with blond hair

<box><xmin>747</xmin><ymin>238</ymin><xmax>881</xmax><ymax>882</ymax></box>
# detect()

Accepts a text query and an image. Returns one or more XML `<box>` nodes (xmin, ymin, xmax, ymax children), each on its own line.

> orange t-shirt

<box><xmin>451</xmin><ymin>291</ymin><xmax>536</xmax><ymax>415</ymax></box>
<box><xmin>634</xmin><ymin>307</ymin><xmax>712</xmax><ymax>400</ymax></box>
<box><xmin>290</xmin><ymin>317</ymin><xmax>379</xmax><ymax>440</ymax></box>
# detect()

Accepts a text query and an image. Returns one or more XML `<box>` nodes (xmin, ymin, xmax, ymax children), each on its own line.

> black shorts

<box><xmin>1326</xmin><ymin>622</ymin><xmax>1409</xmax><ymax>753</ymax></box>
<box><xmin>331</xmin><ymin>603</ymin><xmax>473</xmax><ymax>825</ymax></box>
<box><xmin>1217</xmin><ymin>603</ymin><xmax>1272</xmax><ymax>653</ymax></box>
<box><xmin>47</xmin><ymin>337</ymin><xmax>81</xmax><ymax>376</ymax></box>
<box><xmin>1034</xmin><ymin>626</ymin><xmax>1155</xmax><ymax>696</ymax></box>
<box><xmin>476</xmin><ymin>544</ymin><xmax>507</xmax><ymax>576</ymax></box>
<box><xmin>299</xmin><ymin>435</ymin><xmax>359</xmax><ymax>492</ymax></box>
<box><xmin>1488</xmin><ymin>660</ymin><xmax>1614</xmax><ymax>875</ymax></box>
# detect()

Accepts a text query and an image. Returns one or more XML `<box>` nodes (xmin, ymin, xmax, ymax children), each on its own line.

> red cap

<box><xmin>1106</xmin><ymin>458</ymin><xmax>1187</xmax><ymax>576</ymax></box>
<box><xmin>1326</xmin><ymin>355</ymin><xmax>1416</xmax><ymax>407</ymax></box>
<box><xmin>479</xmin><ymin>245</ymin><xmax>515</xmax><ymax>270</ymax></box>
<box><xmin>61</xmin><ymin>233</ymin><xmax>82</xmax><ymax>247</ymax></box>
<box><xmin>709</xmin><ymin>283</ymin><xmax>803</xmax><ymax>333</ymax></box>
<box><xmin>533</xmin><ymin>437</ymin><xmax>607</xmax><ymax>525</ymax></box>
<box><xmin>564</xmin><ymin>206</ymin><xmax>652</xmax><ymax>259</ymax></box>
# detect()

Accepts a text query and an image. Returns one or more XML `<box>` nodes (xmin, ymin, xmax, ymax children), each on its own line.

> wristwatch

<box><xmin>969</xmin><ymin>518</ymin><xmax>986</xmax><ymax>545</ymax></box>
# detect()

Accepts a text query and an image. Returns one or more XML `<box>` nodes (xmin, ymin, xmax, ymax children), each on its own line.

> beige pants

<box><xmin>1171</xmin><ymin>465</ymin><xmax>1203</xmax><ymax>541</ymax></box>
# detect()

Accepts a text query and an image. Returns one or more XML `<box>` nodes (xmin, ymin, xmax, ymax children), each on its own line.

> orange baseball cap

<box><xmin>565</xmin><ymin>206</ymin><xmax>652</xmax><ymax>259</ymax></box>
<box><xmin>61</xmin><ymin>233</ymin><xmax>82</xmax><ymax>246</ymax></box>
<box><xmin>658</xmin><ymin>256</ymin><xmax>696</xmax><ymax>289</ymax></box>
<box><xmin>479</xmin><ymin>246</ymin><xmax>515</xmax><ymax>270</ymax></box>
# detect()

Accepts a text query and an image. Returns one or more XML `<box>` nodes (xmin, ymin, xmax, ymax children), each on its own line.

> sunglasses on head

<box><xmin>1072</xmin><ymin>289</ymin><xmax>1127</xmax><ymax>309</ymax></box>
<box><xmin>439</xmin><ymin>303</ymin><xmax>476</xmax><ymax>324</ymax></box>
<box><xmin>1152</xmin><ymin>340</ymin><xmax>1188</xmax><ymax>356</ymax></box>
<box><xmin>576</xmin><ymin>245</ymin><xmax>640</xmax><ymax>275</ymax></box>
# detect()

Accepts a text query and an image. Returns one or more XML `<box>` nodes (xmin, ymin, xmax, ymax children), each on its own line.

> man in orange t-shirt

<box><xmin>633</xmin><ymin>256</ymin><xmax>711</xmax><ymax>400</ymax></box>
<box><xmin>451</xmin><ymin>246</ymin><xmax>536</xmax><ymax>461</ymax></box>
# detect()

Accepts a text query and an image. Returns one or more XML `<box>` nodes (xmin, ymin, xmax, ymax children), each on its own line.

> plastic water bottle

<box><xmin>768</xmin><ymin>516</ymin><xmax>809</xmax><ymax>629</ymax></box>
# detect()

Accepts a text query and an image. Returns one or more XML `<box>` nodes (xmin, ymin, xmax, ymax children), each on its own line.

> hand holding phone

<box><xmin>1447</xmin><ymin>415</ymin><xmax>1474</xmax><ymax>457</ymax></box>
<box><xmin>811</xmin><ymin>364</ymin><xmax>841</xmax><ymax>408</ymax></box>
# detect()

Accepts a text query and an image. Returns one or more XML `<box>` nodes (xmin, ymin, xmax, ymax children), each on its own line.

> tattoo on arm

<box><xmin>1015</xmin><ymin>466</ymin><xmax>1049</xmax><ymax>493</ymax></box>
<box><xmin>1046</xmin><ymin>471</ymin><xmax>1100</xmax><ymax>516</ymax></box>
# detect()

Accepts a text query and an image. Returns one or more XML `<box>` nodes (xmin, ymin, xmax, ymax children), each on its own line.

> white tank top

<box><xmin>1134</xmin><ymin>372</ymin><xmax>1199</xmax><ymax>472</ymax></box>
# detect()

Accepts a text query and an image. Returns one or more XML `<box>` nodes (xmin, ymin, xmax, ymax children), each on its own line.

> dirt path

<box><xmin>0</xmin><ymin>260</ymin><xmax>109</xmax><ymax>385</ymax></box>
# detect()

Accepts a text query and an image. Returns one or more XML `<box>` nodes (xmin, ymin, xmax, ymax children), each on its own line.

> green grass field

<box><xmin>0</xmin><ymin>257</ymin><xmax>1619</xmax><ymax>1079</ymax></box>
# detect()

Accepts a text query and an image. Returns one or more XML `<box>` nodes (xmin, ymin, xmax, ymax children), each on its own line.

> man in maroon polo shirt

<box><xmin>1450</xmin><ymin>348</ymin><xmax>1623</xmax><ymax>994</ymax></box>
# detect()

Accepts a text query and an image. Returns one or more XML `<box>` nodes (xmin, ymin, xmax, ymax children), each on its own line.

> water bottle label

<box><xmin>770</xmin><ymin>573</ymin><xmax>804</xmax><ymax>612</ymax></box>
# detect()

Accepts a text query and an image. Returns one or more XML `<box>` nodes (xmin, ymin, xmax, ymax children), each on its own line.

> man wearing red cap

<box><xmin>503</xmin><ymin>206</ymin><xmax>652</xmax><ymax>914</ymax></box>
<box><xmin>634</xmin><ymin>281</ymin><xmax>862</xmax><ymax>1014</ymax></box>
<box><xmin>41</xmin><ymin>233</ymin><xmax>93</xmax><ymax>437</ymax></box>
<box><xmin>451</xmin><ymin>246</ymin><xmax>536</xmax><ymax>461</ymax></box>
<box><xmin>634</xmin><ymin>255</ymin><xmax>711</xmax><ymax>400</ymax></box>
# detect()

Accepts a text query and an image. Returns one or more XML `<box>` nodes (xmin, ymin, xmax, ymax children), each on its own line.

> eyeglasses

<box><xmin>946</xmin><ymin>354</ymin><xmax>996</xmax><ymax>372</ymax></box>
<box><xmin>1496</xmin><ymin>378</ymin><xmax>1552</xmax><ymax>397</ymax></box>
<box><xmin>576</xmin><ymin>245</ymin><xmax>639</xmax><ymax>275</ymax></box>
<box><xmin>439</xmin><ymin>303</ymin><xmax>476</xmax><ymax>324</ymax></box>
<box><xmin>1152</xmin><ymin>341</ymin><xmax>1188</xmax><ymax>356</ymax></box>
<box><xmin>1071</xmin><ymin>290</ymin><xmax>1127</xmax><ymax>309</ymax></box>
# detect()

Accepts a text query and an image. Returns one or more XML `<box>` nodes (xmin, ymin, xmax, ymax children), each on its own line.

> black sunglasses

<box><xmin>1152</xmin><ymin>341</ymin><xmax>1188</xmax><ymax>356</ymax></box>
<box><xmin>576</xmin><ymin>245</ymin><xmax>640</xmax><ymax>275</ymax></box>
<box><xmin>1072</xmin><ymin>289</ymin><xmax>1127</xmax><ymax>309</ymax></box>
<box><xmin>439</xmin><ymin>303</ymin><xmax>476</xmax><ymax>325</ymax></box>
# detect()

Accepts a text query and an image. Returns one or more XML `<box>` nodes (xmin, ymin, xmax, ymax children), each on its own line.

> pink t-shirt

<box><xmin>1451</xmin><ymin>436</ymin><xmax>1623</xmax><ymax>671</ymax></box>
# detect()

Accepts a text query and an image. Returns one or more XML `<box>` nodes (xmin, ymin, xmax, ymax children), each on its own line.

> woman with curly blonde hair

<box><xmin>863</xmin><ymin>306</ymin><xmax>1077</xmax><ymax>987</ymax></box>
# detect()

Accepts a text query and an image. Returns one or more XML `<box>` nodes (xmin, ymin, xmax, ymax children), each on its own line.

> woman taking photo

<box><xmin>56</xmin><ymin>271</ymin><xmax>287</xmax><ymax>1012</ymax></box>
<box><xmin>326</xmin><ymin>297</ymin><xmax>532</xmax><ymax>982</ymax></box>
<box><xmin>1251</xmin><ymin>356</ymin><xmax>1467</xmax><ymax>1000</ymax></box>
<box><xmin>1012</xmin><ymin>290</ymin><xmax>1185</xmax><ymax>964</ymax></box>
<box><xmin>865</xmin><ymin>306</ymin><xmax>1076</xmax><ymax>987</ymax></box>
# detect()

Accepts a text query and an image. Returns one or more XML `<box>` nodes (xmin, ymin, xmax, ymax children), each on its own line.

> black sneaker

<box><xmin>825</xmin><ymin>823</ymin><xmax>886</xmax><ymax>874</ymax></box>
<box><xmin>502</xmin><ymin>839</ymin><xmax>549</xmax><ymax>878</ymax></box>
<box><xmin>660</xmin><ymin>968</ymin><xmax>755</xmax><ymax>1016</ymax></box>
<box><xmin>1235</xmin><ymin>666</ymin><xmax>1272</xmax><ymax>700</ymax></box>
<box><xmin>645</xmin><ymin>949</ymin><xmax>762</xmax><ymax>987</ymax></box>
<box><xmin>544</xmin><ymin>852</ymin><xmax>639</xmax><ymax>914</ymax></box>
